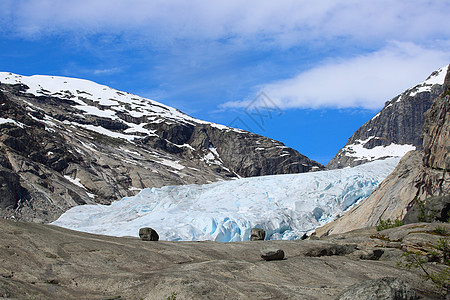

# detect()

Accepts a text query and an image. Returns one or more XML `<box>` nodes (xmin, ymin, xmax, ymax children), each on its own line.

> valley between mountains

<box><xmin>0</xmin><ymin>64</ymin><xmax>449</xmax><ymax>299</ymax></box>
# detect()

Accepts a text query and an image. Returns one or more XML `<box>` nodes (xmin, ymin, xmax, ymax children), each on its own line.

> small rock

<box><xmin>250</xmin><ymin>228</ymin><xmax>266</xmax><ymax>241</ymax></box>
<box><xmin>261</xmin><ymin>248</ymin><xmax>285</xmax><ymax>261</ymax></box>
<box><xmin>139</xmin><ymin>227</ymin><xmax>159</xmax><ymax>241</ymax></box>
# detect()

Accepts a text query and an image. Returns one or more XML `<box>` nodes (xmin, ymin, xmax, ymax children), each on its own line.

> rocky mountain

<box><xmin>327</xmin><ymin>65</ymin><xmax>448</xmax><ymax>169</ymax></box>
<box><xmin>0</xmin><ymin>72</ymin><xmax>323</xmax><ymax>223</ymax></box>
<box><xmin>316</xmin><ymin>65</ymin><xmax>450</xmax><ymax>236</ymax></box>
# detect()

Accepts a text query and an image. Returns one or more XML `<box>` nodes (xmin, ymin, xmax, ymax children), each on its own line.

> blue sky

<box><xmin>1</xmin><ymin>1</ymin><xmax>450</xmax><ymax>164</ymax></box>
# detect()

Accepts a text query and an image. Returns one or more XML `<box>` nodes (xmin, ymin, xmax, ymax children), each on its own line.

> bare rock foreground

<box><xmin>0</xmin><ymin>219</ymin><xmax>446</xmax><ymax>299</ymax></box>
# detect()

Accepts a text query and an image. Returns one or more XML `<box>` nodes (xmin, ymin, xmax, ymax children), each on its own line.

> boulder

<box><xmin>139</xmin><ymin>227</ymin><xmax>159</xmax><ymax>241</ymax></box>
<box><xmin>250</xmin><ymin>228</ymin><xmax>266</xmax><ymax>241</ymax></box>
<box><xmin>260</xmin><ymin>248</ymin><xmax>285</xmax><ymax>261</ymax></box>
<box><xmin>336</xmin><ymin>277</ymin><xmax>419</xmax><ymax>300</ymax></box>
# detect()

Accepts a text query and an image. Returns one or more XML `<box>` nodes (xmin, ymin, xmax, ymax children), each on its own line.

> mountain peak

<box><xmin>0</xmin><ymin>71</ymin><xmax>323</xmax><ymax>223</ymax></box>
<box><xmin>327</xmin><ymin>64</ymin><xmax>449</xmax><ymax>169</ymax></box>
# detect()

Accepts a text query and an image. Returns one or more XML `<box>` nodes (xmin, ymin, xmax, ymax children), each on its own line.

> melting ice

<box><xmin>52</xmin><ymin>158</ymin><xmax>400</xmax><ymax>242</ymax></box>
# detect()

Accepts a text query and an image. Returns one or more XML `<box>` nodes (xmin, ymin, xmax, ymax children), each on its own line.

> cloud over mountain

<box><xmin>224</xmin><ymin>42</ymin><xmax>450</xmax><ymax>110</ymax></box>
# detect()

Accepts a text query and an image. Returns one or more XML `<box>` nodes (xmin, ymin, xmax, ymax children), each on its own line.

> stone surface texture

<box><xmin>336</xmin><ymin>277</ymin><xmax>419</xmax><ymax>300</ymax></box>
<box><xmin>0</xmin><ymin>219</ymin><xmax>445</xmax><ymax>299</ymax></box>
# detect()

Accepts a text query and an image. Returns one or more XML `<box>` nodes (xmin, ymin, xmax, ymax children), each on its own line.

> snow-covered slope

<box><xmin>0</xmin><ymin>72</ymin><xmax>323</xmax><ymax>223</ymax></box>
<box><xmin>327</xmin><ymin>65</ymin><xmax>448</xmax><ymax>169</ymax></box>
<box><xmin>52</xmin><ymin>157</ymin><xmax>399</xmax><ymax>242</ymax></box>
<box><xmin>0</xmin><ymin>72</ymin><xmax>232</xmax><ymax>131</ymax></box>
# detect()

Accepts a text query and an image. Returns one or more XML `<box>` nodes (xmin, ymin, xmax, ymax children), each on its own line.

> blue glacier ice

<box><xmin>52</xmin><ymin>158</ymin><xmax>400</xmax><ymax>241</ymax></box>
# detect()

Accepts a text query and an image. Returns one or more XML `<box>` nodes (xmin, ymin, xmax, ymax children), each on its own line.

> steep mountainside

<box><xmin>0</xmin><ymin>73</ymin><xmax>323</xmax><ymax>223</ymax></box>
<box><xmin>316</xmin><ymin>65</ymin><xmax>450</xmax><ymax>236</ymax></box>
<box><xmin>327</xmin><ymin>65</ymin><xmax>447</xmax><ymax>169</ymax></box>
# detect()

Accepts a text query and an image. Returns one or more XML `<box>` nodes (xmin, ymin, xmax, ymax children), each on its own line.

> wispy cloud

<box><xmin>223</xmin><ymin>42</ymin><xmax>450</xmax><ymax>110</ymax></box>
<box><xmin>92</xmin><ymin>67</ymin><xmax>121</xmax><ymax>75</ymax></box>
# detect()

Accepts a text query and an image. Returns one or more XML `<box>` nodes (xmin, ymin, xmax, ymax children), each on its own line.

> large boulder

<box><xmin>260</xmin><ymin>248</ymin><xmax>285</xmax><ymax>261</ymax></box>
<box><xmin>139</xmin><ymin>227</ymin><xmax>159</xmax><ymax>241</ymax></box>
<box><xmin>250</xmin><ymin>228</ymin><xmax>266</xmax><ymax>241</ymax></box>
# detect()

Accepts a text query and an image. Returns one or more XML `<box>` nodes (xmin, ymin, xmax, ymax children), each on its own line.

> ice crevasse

<box><xmin>52</xmin><ymin>157</ymin><xmax>400</xmax><ymax>242</ymax></box>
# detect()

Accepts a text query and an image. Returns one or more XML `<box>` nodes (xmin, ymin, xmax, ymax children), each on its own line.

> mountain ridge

<box><xmin>0</xmin><ymin>72</ymin><xmax>323</xmax><ymax>223</ymax></box>
<box><xmin>316</xmin><ymin>64</ymin><xmax>450</xmax><ymax>236</ymax></box>
<box><xmin>327</xmin><ymin>65</ymin><xmax>448</xmax><ymax>169</ymax></box>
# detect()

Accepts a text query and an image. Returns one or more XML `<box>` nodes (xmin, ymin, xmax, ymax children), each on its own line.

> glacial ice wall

<box><xmin>52</xmin><ymin>158</ymin><xmax>400</xmax><ymax>241</ymax></box>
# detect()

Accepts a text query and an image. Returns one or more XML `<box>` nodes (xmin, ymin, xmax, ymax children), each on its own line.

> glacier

<box><xmin>52</xmin><ymin>158</ymin><xmax>400</xmax><ymax>242</ymax></box>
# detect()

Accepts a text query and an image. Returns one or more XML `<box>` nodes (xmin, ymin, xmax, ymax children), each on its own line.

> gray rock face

<box><xmin>403</xmin><ymin>195</ymin><xmax>450</xmax><ymax>224</ymax></box>
<box><xmin>250</xmin><ymin>228</ymin><xmax>266</xmax><ymax>241</ymax></box>
<box><xmin>317</xmin><ymin>65</ymin><xmax>450</xmax><ymax>236</ymax></box>
<box><xmin>336</xmin><ymin>277</ymin><xmax>419</xmax><ymax>300</ymax></box>
<box><xmin>260</xmin><ymin>248</ymin><xmax>285</xmax><ymax>261</ymax></box>
<box><xmin>0</xmin><ymin>75</ymin><xmax>323</xmax><ymax>223</ymax></box>
<box><xmin>0</xmin><ymin>167</ymin><xmax>21</xmax><ymax>210</ymax></box>
<box><xmin>417</xmin><ymin>66</ymin><xmax>450</xmax><ymax>199</ymax></box>
<box><xmin>316</xmin><ymin>151</ymin><xmax>424</xmax><ymax>236</ymax></box>
<box><xmin>327</xmin><ymin>66</ymin><xmax>447</xmax><ymax>169</ymax></box>
<box><xmin>139</xmin><ymin>227</ymin><xmax>159</xmax><ymax>241</ymax></box>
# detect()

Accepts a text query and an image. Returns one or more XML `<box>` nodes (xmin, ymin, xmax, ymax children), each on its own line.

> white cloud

<box><xmin>223</xmin><ymin>42</ymin><xmax>450</xmax><ymax>110</ymax></box>
<box><xmin>2</xmin><ymin>1</ymin><xmax>450</xmax><ymax>47</ymax></box>
<box><xmin>2</xmin><ymin>1</ymin><xmax>450</xmax><ymax>111</ymax></box>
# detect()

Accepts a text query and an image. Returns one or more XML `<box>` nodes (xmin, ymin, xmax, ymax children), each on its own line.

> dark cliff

<box><xmin>317</xmin><ymin>64</ymin><xmax>450</xmax><ymax>236</ymax></box>
<box><xmin>327</xmin><ymin>66</ymin><xmax>447</xmax><ymax>169</ymax></box>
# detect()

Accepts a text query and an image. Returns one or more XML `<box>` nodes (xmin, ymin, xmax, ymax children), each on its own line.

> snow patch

<box><xmin>64</xmin><ymin>175</ymin><xmax>96</xmax><ymax>199</ymax></box>
<box><xmin>0</xmin><ymin>72</ymin><xmax>244</xmax><ymax>134</ymax></box>
<box><xmin>76</xmin><ymin>124</ymin><xmax>140</xmax><ymax>141</ymax></box>
<box><xmin>201</xmin><ymin>146</ymin><xmax>223</xmax><ymax>166</ymax></box>
<box><xmin>371</xmin><ymin>112</ymin><xmax>381</xmax><ymax>121</ymax></box>
<box><xmin>409</xmin><ymin>65</ymin><xmax>447</xmax><ymax>97</ymax></box>
<box><xmin>343</xmin><ymin>137</ymin><xmax>415</xmax><ymax>161</ymax></box>
<box><xmin>158</xmin><ymin>159</ymin><xmax>185</xmax><ymax>170</ymax></box>
<box><xmin>0</xmin><ymin>118</ymin><xmax>24</xmax><ymax>128</ymax></box>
